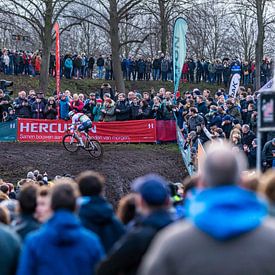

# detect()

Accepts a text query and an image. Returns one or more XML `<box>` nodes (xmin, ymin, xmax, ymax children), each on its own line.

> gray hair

<box><xmin>202</xmin><ymin>141</ymin><xmax>247</xmax><ymax>187</ymax></box>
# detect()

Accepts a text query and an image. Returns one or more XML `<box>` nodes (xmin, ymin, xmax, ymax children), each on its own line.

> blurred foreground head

<box><xmin>202</xmin><ymin>141</ymin><xmax>247</xmax><ymax>187</ymax></box>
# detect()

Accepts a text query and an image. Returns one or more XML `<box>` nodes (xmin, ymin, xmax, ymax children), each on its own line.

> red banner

<box><xmin>17</xmin><ymin>119</ymin><xmax>157</xmax><ymax>143</ymax></box>
<box><xmin>156</xmin><ymin>120</ymin><xmax>176</xmax><ymax>141</ymax></box>
<box><xmin>54</xmin><ymin>22</ymin><xmax>60</xmax><ymax>118</ymax></box>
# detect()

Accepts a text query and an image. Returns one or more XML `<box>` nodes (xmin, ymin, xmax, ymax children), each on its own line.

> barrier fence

<box><xmin>0</xmin><ymin>119</ymin><xmax>176</xmax><ymax>143</ymax></box>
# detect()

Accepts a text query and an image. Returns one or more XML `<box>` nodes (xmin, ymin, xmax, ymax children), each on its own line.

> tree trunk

<box><xmin>109</xmin><ymin>0</ymin><xmax>125</xmax><ymax>93</ymax></box>
<box><xmin>39</xmin><ymin>1</ymin><xmax>53</xmax><ymax>93</ymax></box>
<box><xmin>255</xmin><ymin>1</ymin><xmax>264</xmax><ymax>90</ymax></box>
<box><xmin>158</xmin><ymin>0</ymin><xmax>167</xmax><ymax>54</ymax></box>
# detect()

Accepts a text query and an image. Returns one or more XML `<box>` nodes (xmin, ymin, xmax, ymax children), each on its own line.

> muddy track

<box><xmin>0</xmin><ymin>142</ymin><xmax>187</xmax><ymax>206</ymax></box>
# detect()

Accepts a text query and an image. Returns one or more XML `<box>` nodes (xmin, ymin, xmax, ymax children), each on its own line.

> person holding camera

<box><xmin>0</xmin><ymin>89</ymin><xmax>12</xmax><ymax>121</ymax></box>
<box><xmin>44</xmin><ymin>97</ymin><xmax>57</xmax><ymax>119</ymax></box>
<box><xmin>31</xmin><ymin>97</ymin><xmax>45</xmax><ymax>119</ymax></box>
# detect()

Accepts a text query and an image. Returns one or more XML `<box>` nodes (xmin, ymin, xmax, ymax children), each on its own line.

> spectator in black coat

<box><xmin>115</xmin><ymin>93</ymin><xmax>130</xmax><ymax>121</ymax></box>
<box><xmin>44</xmin><ymin>97</ymin><xmax>57</xmax><ymax>119</ymax></box>
<box><xmin>77</xmin><ymin>171</ymin><xmax>125</xmax><ymax>253</ymax></box>
<box><xmin>31</xmin><ymin>97</ymin><xmax>45</xmax><ymax>119</ymax></box>
<box><xmin>0</xmin><ymin>89</ymin><xmax>12</xmax><ymax>121</ymax></box>
<box><xmin>12</xmin><ymin>183</ymin><xmax>40</xmax><ymax>241</ymax></box>
<box><xmin>244</xmin><ymin>138</ymin><xmax>257</xmax><ymax>169</ymax></box>
<box><xmin>130</xmin><ymin>97</ymin><xmax>140</xmax><ymax>120</ymax></box>
<box><xmin>196</xmin><ymin>95</ymin><xmax>208</xmax><ymax>115</ymax></box>
<box><xmin>13</xmin><ymin>91</ymin><xmax>31</xmax><ymax>118</ymax></box>
<box><xmin>138</xmin><ymin>99</ymin><xmax>152</xmax><ymax>119</ymax></box>
<box><xmin>97</xmin><ymin>174</ymin><xmax>173</xmax><ymax>275</ymax></box>
<box><xmin>241</xmin><ymin>124</ymin><xmax>256</xmax><ymax>147</ymax></box>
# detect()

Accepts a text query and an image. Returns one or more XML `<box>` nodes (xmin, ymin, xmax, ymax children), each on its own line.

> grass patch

<box><xmin>1</xmin><ymin>73</ymin><xmax>220</xmax><ymax>97</ymax></box>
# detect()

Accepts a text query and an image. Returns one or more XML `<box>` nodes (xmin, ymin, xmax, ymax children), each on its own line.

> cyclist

<box><xmin>68</xmin><ymin>111</ymin><xmax>92</xmax><ymax>147</ymax></box>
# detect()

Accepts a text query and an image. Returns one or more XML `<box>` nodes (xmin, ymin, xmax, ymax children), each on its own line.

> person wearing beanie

<box><xmin>97</xmin><ymin>174</ymin><xmax>173</xmax><ymax>275</ymax></box>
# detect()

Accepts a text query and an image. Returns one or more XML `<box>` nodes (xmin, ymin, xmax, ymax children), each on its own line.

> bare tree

<box><xmin>234</xmin><ymin>0</ymin><xmax>275</xmax><ymax>89</ymax></box>
<box><xmin>0</xmin><ymin>0</ymin><xmax>79</xmax><ymax>92</ymax></box>
<box><xmin>67</xmin><ymin>0</ymin><xmax>152</xmax><ymax>93</ymax></box>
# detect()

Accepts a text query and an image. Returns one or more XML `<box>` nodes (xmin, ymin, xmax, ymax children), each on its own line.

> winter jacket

<box><xmin>0</xmin><ymin>224</ymin><xmax>21</xmax><ymax>275</ymax></box>
<box><xmin>70</xmin><ymin>100</ymin><xmax>84</xmax><ymax>112</ymax></box>
<box><xmin>227</xmin><ymin>105</ymin><xmax>242</xmax><ymax>124</ymax></box>
<box><xmin>59</xmin><ymin>97</ymin><xmax>70</xmax><ymax>120</ymax></box>
<box><xmin>262</xmin><ymin>140</ymin><xmax>275</xmax><ymax>162</ymax></box>
<box><xmin>139</xmin><ymin>186</ymin><xmax>275</xmax><ymax>275</ymax></box>
<box><xmin>13</xmin><ymin>214</ymin><xmax>40</xmax><ymax>241</ymax></box>
<box><xmin>14</xmin><ymin>97</ymin><xmax>31</xmax><ymax>118</ymax></box>
<box><xmin>130</xmin><ymin>104</ymin><xmax>140</xmax><ymax>120</ymax></box>
<box><xmin>103</xmin><ymin>103</ymin><xmax>116</xmax><ymax>122</ymax></box>
<box><xmin>197</xmin><ymin>102</ymin><xmax>208</xmax><ymax>115</ymax></box>
<box><xmin>97</xmin><ymin>57</ymin><xmax>104</xmax><ymax>67</ymax></box>
<box><xmin>17</xmin><ymin>210</ymin><xmax>104</xmax><ymax>275</ymax></box>
<box><xmin>115</xmin><ymin>100</ymin><xmax>130</xmax><ymax>121</ymax></box>
<box><xmin>97</xmin><ymin>210</ymin><xmax>173</xmax><ymax>275</ymax></box>
<box><xmin>93</xmin><ymin>105</ymin><xmax>104</xmax><ymax>122</ymax></box>
<box><xmin>44</xmin><ymin>103</ymin><xmax>57</xmax><ymax>119</ymax></box>
<box><xmin>31</xmin><ymin>101</ymin><xmax>45</xmax><ymax>119</ymax></box>
<box><xmin>64</xmin><ymin>58</ymin><xmax>73</xmax><ymax>69</ymax></box>
<box><xmin>78</xmin><ymin>196</ymin><xmax>125</xmax><ymax>253</ymax></box>
<box><xmin>242</xmin><ymin>130</ymin><xmax>256</xmax><ymax>147</ymax></box>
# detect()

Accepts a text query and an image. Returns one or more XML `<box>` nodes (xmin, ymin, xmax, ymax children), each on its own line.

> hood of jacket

<box><xmin>79</xmin><ymin>196</ymin><xmax>115</xmax><ymax>225</ymax></box>
<box><xmin>186</xmin><ymin>186</ymin><xmax>267</xmax><ymax>240</ymax></box>
<box><xmin>44</xmin><ymin>210</ymin><xmax>83</xmax><ymax>245</ymax></box>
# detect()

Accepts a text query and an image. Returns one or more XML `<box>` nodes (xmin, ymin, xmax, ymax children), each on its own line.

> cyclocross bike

<box><xmin>62</xmin><ymin>127</ymin><xmax>103</xmax><ymax>159</ymax></box>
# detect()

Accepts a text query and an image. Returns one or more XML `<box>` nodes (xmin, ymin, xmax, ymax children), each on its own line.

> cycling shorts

<box><xmin>77</xmin><ymin>120</ymin><xmax>92</xmax><ymax>132</ymax></box>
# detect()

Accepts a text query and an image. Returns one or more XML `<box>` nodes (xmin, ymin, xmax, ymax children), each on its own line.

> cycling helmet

<box><xmin>68</xmin><ymin>111</ymin><xmax>75</xmax><ymax>117</ymax></box>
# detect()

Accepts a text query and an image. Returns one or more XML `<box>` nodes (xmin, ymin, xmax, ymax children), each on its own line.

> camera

<box><xmin>0</xmin><ymin>80</ymin><xmax>13</xmax><ymax>95</ymax></box>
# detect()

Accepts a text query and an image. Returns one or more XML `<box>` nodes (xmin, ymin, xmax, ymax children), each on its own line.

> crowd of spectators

<box><xmin>0</xmin><ymin>79</ymin><xmax>274</xmax><ymax>169</ymax></box>
<box><xmin>0</xmin><ymin>48</ymin><xmax>273</xmax><ymax>87</ymax></box>
<box><xmin>0</xmin><ymin>143</ymin><xmax>275</xmax><ymax>274</ymax></box>
<box><xmin>0</xmin><ymin>84</ymin><xmax>176</xmax><ymax>122</ymax></box>
<box><xmin>174</xmin><ymin>86</ymin><xmax>274</xmax><ymax>170</ymax></box>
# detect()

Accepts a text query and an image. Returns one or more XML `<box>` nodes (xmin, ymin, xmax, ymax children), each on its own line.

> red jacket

<box><xmin>182</xmin><ymin>63</ymin><xmax>189</xmax><ymax>74</ymax></box>
<box><xmin>70</xmin><ymin>99</ymin><xmax>84</xmax><ymax>112</ymax></box>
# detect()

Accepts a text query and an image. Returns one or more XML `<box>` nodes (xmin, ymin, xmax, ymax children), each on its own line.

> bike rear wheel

<box><xmin>62</xmin><ymin>134</ymin><xmax>80</xmax><ymax>153</ymax></box>
<box><xmin>86</xmin><ymin>139</ymin><xmax>103</xmax><ymax>159</ymax></box>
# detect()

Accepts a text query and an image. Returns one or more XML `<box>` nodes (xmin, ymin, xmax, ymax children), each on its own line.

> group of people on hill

<box><xmin>1</xmin><ymin>48</ymin><xmax>273</xmax><ymax>88</ymax></box>
<box><xmin>0</xmin><ymin>84</ymin><xmax>176</xmax><ymax>122</ymax></box>
<box><xmin>0</xmin><ymin>142</ymin><xmax>275</xmax><ymax>274</ymax></box>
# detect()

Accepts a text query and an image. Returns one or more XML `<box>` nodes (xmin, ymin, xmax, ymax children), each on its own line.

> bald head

<box><xmin>202</xmin><ymin>142</ymin><xmax>247</xmax><ymax>187</ymax></box>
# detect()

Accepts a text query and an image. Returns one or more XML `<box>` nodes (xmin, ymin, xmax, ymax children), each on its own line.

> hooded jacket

<box><xmin>78</xmin><ymin>196</ymin><xmax>125</xmax><ymax>253</ymax></box>
<box><xmin>17</xmin><ymin>210</ymin><xmax>104</xmax><ymax>275</ymax></box>
<box><xmin>97</xmin><ymin>209</ymin><xmax>173</xmax><ymax>275</ymax></box>
<box><xmin>138</xmin><ymin>186</ymin><xmax>275</xmax><ymax>275</ymax></box>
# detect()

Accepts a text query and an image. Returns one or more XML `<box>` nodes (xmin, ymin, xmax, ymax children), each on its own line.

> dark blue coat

<box><xmin>78</xmin><ymin>196</ymin><xmax>125</xmax><ymax>253</ymax></box>
<box><xmin>17</xmin><ymin>210</ymin><xmax>104</xmax><ymax>275</ymax></box>
<box><xmin>97</xmin><ymin>210</ymin><xmax>173</xmax><ymax>275</ymax></box>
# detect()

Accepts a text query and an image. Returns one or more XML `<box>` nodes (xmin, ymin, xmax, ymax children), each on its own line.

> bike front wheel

<box><xmin>62</xmin><ymin>134</ymin><xmax>80</xmax><ymax>153</ymax></box>
<box><xmin>86</xmin><ymin>139</ymin><xmax>103</xmax><ymax>159</ymax></box>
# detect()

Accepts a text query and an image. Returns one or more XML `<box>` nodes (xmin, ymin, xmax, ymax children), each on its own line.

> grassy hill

<box><xmin>1</xmin><ymin>73</ymin><xmax>221</xmax><ymax>97</ymax></box>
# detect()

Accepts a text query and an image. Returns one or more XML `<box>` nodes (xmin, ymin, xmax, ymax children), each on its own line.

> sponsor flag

<box><xmin>173</xmin><ymin>18</ymin><xmax>187</xmax><ymax>98</ymax></box>
<box><xmin>229</xmin><ymin>73</ymin><xmax>241</xmax><ymax>98</ymax></box>
<box><xmin>258</xmin><ymin>78</ymin><xmax>274</xmax><ymax>92</ymax></box>
<box><xmin>54</xmin><ymin>22</ymin><xmax>60</xmax><ymax>118</ymax></box>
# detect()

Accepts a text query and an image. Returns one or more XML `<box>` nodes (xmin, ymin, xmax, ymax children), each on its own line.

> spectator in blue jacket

<box><xmin>59</xmin><ymin>93</ymin><xmax>70</xmax><ymax>120</ymax></box>
<box><xmin>77</xmin><ymin>171</ymin><xmax>125</xmax><ymax>253</ymax></box>
<box><xmin>17</xmin><ymin>179</ymin><xmax>104</xmax><ymax>275</ymax></box>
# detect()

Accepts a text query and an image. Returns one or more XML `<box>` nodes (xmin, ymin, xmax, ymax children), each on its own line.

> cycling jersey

<box><xmin>71</xmin><ymin>113</ymin><xmax>92</xmax><ymax>132</ymax></box>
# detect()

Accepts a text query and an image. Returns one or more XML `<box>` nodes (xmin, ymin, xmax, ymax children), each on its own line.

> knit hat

<box><xmin>132</xmin><ymin>174</ymin><xmax>170</xmax><ymax>206</ymax></box>
<box><xmin>222</xmin><ymin>115</ymin><xmax>232</xmax><ymax>122</ymax></box>
<box><xmin>26</xmin><ymin>171</ymin><xmax>35</xmax><ymax>180</ymax></box>
<box><xmin>96</xmin><ymin>98</ymin><xmax>103</xmax><ymax>103</ymax></box>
